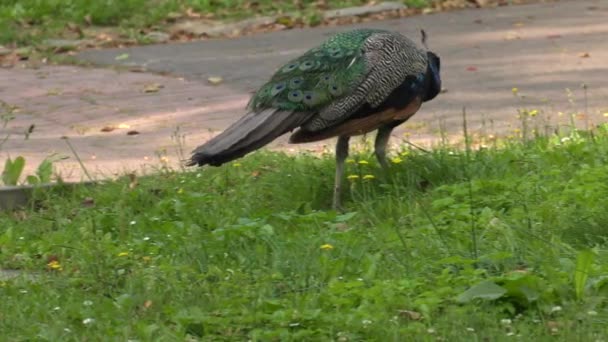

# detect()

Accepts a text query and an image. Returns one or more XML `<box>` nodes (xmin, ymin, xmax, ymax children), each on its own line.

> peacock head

<box><xmin>423</xmin><ymin>51</ymin><xmax>442</xmax><ymax>102</ymax></box>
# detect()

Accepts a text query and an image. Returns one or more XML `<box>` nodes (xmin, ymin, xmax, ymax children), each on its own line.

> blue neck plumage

<box><xmin>423</xmin><ymin>51</ymin><xmax>442</xmax><ymax>102</ymax></box>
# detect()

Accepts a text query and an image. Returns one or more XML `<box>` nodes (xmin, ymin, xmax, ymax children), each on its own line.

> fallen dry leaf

<box><xmin>100</xmin><ymin>126</ymin><xmax>116</xmax><ymax>132</ymax></box>
<box><xmin>81</xmin><ymin>197</ymin><xmax>95</xmax><ymax>207</ymax></box>
<box><xmin>143</xmin><ymin>83</ymin><xmax>164</xmax><ymax>93</ymax></box>
<box><xmin>398</xmin><ymin>310</ymin><xmax>422</xmax><ymax>320</ymax></box>
<box><xmin>127</xmin><ymin>130</ymin><xmax>140</xmax><ymax>136</ymax></box>
<box><xmin>334</xmin><ymin>222</ymin><xmax>349</xmax><ymax>231</ymax></box>
<box><xmin>578</xmin><ymin>52</ymin><xmax>590</xmax><ymax>58</ymax></box>
<box><xmin>207</xmin><ymin>76</ymin><xmax>224</xmax><ymax>85</ymax></box>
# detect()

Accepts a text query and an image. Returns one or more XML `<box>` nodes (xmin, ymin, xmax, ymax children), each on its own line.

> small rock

<box><xmin>143</xmin><ymin>82</ymin><xmax>164</xmax><ymax>93</ymax></box>
<box><xmin>324</xmin><ymin>2</ymin><xmax>407</xmax><ymax>19</ymax></box>
<box><xmin>144</xmin><ymin>31</ymin><xmax>170</xmax><ymax>43</ymax></box>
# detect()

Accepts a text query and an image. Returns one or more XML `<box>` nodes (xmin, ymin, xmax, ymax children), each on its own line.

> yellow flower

<box><xmin>320</xmin><ymin>244</ymin><xmax>334</xmax><ymax>250</ymax></box>
<box><xmin>391</xmin><ymin>157</ymin><xmax>403</xmax><ymax>164</ymax></box>
<box><xmin>399</xmin><ymin>150</ymin><xmax>410</xmax><ymax>157</ymax></box>
<box><xmin>512</xmin><ymin>87</ymin><xmax>519</xmax><ymax>94</ymax></box>
<box><xmin>233</xmin><ymin>162</ymin><xmax>242</xmax><ymax>167</ymax></box>
<box><xmin>47</xmin><ymin>260</ymin><xmax>63</xmax><ymax>271</ymax></box>
<box><xmin>363</xmin><ymin>174</ymin><xmax>375</xmax><ymax>180</ymax></box>
<box><xmin>117</xmin><ymin>252</ymin><xmax>129</xmax><ymax>257</ymax></box>
<box><xmin>528</xmin><ymin>109</ymin><xmax>539</xmax><ymax>117</ymax></box>
<box><xmin>346</xmin><ymin>159</ymin><xmax>356</xmax><ymax>164</ymax></box>
<box><xmin>358</xmin><ymin>160</ymin><xmax>369</xmax><ymax>165</ymax></box>
<box><xmin>603</xmin><ymin>112</ymin><xmax>608</xmax><ymax>117</ymax></box>
<box><xmin>347</xmin><ymin>175</ymin><xmax>359</xmax><ymax>181</ymax></box>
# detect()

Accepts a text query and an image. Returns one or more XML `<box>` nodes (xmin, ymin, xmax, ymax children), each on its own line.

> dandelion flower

<box><xmin>511</xmin><ymin>87</ymin><xmax>519</xmax><ymax>94</ymax></box>
<box><xmin>117</xmin><ymin>252</ymin><xmax>129</xmax><ymax>257</ymax></box>
<box><xmin>391</xmin><ymin>157</ymin><xmax>403</xmax><ymax>164</ymax></box>
<box><xmin>47</xmin><ymin>260</ymin><xmax>63</xmax><ymax>271</ymax></box>
<box><xmin>346</xmin><ymin>159</ymin><xmax>356</xmax><ymax>164</ymax></box>
<box><xmin>363</xmin><ymin>174</ymin><xmax>375</xmax><ymax>180</ymax></box>
<box><xmin>233</xmin><ymin>162</ymin><xmax>242</xmax><ymax>167</ymax></box>
<box><xmin>358</xmin><ymin>160</ymin><xmax>369</xmax><ymax>165</ymax></box>
<box><xmin>347</xmin><ymin>175</ymin><xmax>359</xmax><ymax>181</ymax></box>
<box><xmin>320</xmin><ymin>244</ymin><xmax>334</xmax><ymax>250</ymax></box>
<box><xmin>529</xmin><ymin>109</ymin><xmax>539</xmax><ymax>117</ymax></box>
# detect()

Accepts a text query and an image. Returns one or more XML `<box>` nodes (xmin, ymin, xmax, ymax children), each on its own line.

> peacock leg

<box><xmin>374</xmin><ymin>124</ymin><xmax>395</xmax><ymax>172</ymax></box>
<box><xmin>333</xmin><ymin>135</ymin><xmax>350</xmax><ymax>211</ymax></box>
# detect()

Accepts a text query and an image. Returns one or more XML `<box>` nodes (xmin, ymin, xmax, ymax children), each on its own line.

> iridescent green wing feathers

<box><xmin>248</xmin><ymin>29</ymin><xmax>388</xmax><ymax>112</ymax></box>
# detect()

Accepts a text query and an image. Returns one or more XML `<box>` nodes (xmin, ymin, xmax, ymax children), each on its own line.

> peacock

<box><xmin>188</xmin><ymin>28</ymin><xmax>442</xmax><ymax>210</ymax></box>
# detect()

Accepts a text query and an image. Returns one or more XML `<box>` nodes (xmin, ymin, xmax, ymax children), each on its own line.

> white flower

<box><xmin>130</xmin><ymin>220</ymin><xmax>137</xmax><ymax>225</ymax></box>
<box><xmin>466</xmin><ymin>327</ymin><xmax>475</xmax><ymax>332</ymax></box>
<box><xmin>82</xmin><ymin>318</ymin><xmax>95</xmax><ymax>325</ymax></box>
<box><xmin>362</xmin><ymin>319</ymin><xmax>372</xmax><ymax>325</ymax></box>
<box><xmin>143</xmin><ymin>236</ymin><xmax>150</xmax><ymax>241</ymax></box>
<box><xmin>588</xmin><ymin>310</ymin><xmax>598</xmax><ymax>316</ymax></box>
<box><xmin>83</xmin><ymin>300</ymin><xmax>93</xmax><ymax>306</ymax></box>
<box><xmin>551</xmin><ymin>306</ymin><xmax>562</xmax><ymax>313</ymax></box>
<box><xmin>501</xmin><ymin>318</ymin><xmax>512</xmax><ymax>325</ymax></box>
<box><xmin>427</xmin><ymin>328</ymin><xmax>436</xmax><ymax>334</ymax></box>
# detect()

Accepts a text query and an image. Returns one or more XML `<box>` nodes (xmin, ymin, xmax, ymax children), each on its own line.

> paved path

<box><xmin>1</xmin><ymin>0</ymin><xmax>607</xmax><ymax>182</ymax></box>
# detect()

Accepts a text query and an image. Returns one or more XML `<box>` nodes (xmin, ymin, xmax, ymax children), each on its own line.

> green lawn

<box><xmin>1</xmin><ymin>120</ymin><xmax>608</xmax><ymax>340</ymax></box>
<box><xmin>0</xmin><ymin>0</ymin><xmax>430</xmax><ymax>46</ymax></box>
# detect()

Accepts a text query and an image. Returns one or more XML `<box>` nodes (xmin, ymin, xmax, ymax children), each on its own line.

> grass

<box><xmin>2</xmin><ymin>115</ymin><xmax>608</xmax><ymax>340</ymax></box>
<box><xmin>0</xmin><ymin>0</ymin><xmax>431</xmax><ymax>46</ymax></box>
